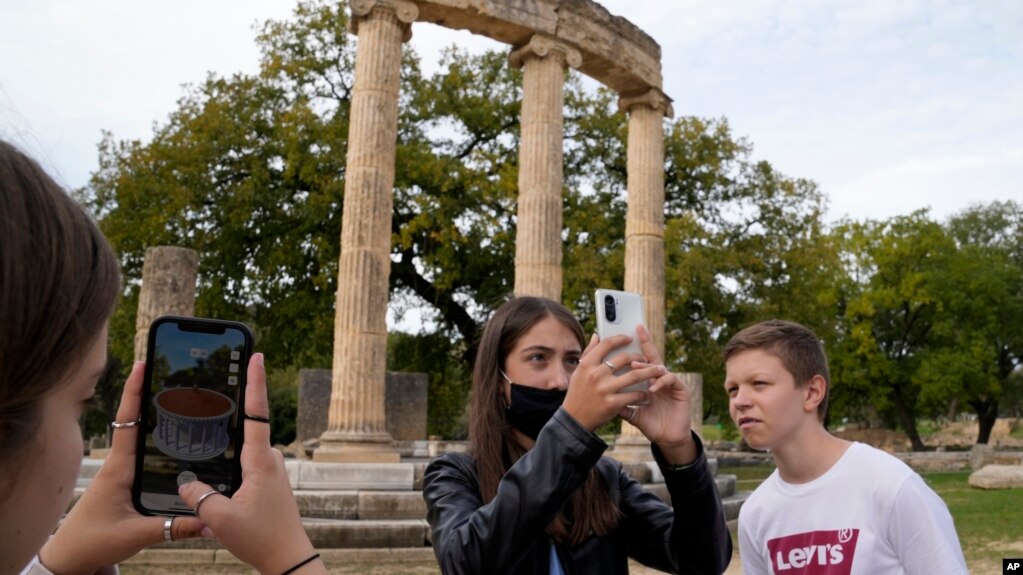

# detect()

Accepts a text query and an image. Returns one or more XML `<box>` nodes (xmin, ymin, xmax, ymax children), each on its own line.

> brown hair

<box><xmin>723</xmin><ymin>319</ymin><xmax>831</xmax><ymax>421</ymax></box>
<box><xmin>469</xmin><ymin>296</ymin><xmax>619</xmax><ymax>545</ymax></box>
<box><xmin>0</xmin><ymin>140</ymin><xmax>121</xmax><ymax>467</ymax></box>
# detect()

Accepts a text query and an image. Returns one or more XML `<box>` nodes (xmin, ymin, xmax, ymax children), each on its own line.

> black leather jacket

<box><xmin>423</xmin><ymin>408</ymin><xmax>732</xmax><ymax>574</ymax></box>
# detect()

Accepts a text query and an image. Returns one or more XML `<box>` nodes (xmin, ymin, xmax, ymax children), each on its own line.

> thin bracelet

<box><xmin>280</xmin><ymin>553</ymin><xmax>321</xmax><ymax>575</ymax></box>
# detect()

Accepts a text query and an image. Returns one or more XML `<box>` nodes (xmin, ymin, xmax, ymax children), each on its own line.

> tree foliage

<box><xmin>78</xmin><ymin>1</ymin><xmax>1021</xmax><ymax>448</ymax></box>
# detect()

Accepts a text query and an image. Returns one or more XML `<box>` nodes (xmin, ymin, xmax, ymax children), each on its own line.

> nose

<box><xmin>731</xmin><ymin>386</ymin><xmax>751</xmax><ymax>410</ymax></box>
<box><xmin>550</xmin><ymin>366</ymin><xmax>571</xmax><ymax>391</ymax></box>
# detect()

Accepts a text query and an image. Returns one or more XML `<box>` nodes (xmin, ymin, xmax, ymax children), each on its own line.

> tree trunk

<box><xmin>970</xmin><ymin>398</ymin><xmax>999</xmax><ymax>445</ymax></box>
<box><xmin>890</xmin><ymin>385</ymin><xmax>926</xmax><ymax>451</ymax></box>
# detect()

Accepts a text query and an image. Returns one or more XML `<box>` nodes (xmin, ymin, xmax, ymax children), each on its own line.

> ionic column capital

<box><xmin>348</xmin><ymin>0</ymin><xmax>419</xmax><ymax>41</ymax></box>
<box><xmin>618</xmin><ymin>87</ymin><xmax>674</xmax><ymax>119</ymax></box>
<box><xmin>509</xmin><ymin>34</ymin><xmax>582</xmax><ymax>70</ymax></box>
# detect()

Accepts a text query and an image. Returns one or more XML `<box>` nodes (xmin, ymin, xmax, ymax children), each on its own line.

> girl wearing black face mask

<box><xmin>422</xmin><ymin>296</ymin><xmax>732</xmax><ymax>575</ymax></box>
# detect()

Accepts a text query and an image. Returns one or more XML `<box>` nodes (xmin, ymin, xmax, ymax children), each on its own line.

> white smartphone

<box><xmin>594</xmin><ymin>289</ymin><xmax>649</xmax><ymax>397</ymax></box>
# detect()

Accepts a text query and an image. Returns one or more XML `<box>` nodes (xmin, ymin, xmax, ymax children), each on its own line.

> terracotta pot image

<box><xmin>152</xmin><ymin>387</ymin><xmax>236</xmax><ymax>460</ymax></box>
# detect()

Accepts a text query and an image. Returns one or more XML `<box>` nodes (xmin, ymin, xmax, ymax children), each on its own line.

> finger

<box><xmin>109</xmin><ymin>361</ymin><xmax>146</xmax><ymax>455</ymax></box>
<box><xmin>178</xmin><ymin>480</ymin><xmax>231</xmax><ymax>522</ymax></box>
<box><xmin>583</xmin><ymin>333</ymin><xmax>599</xmax><ymax>355</ymax></box>
<box><xmin>243</xmin><ymin>353</ymin><xmax>271</xmax><ymax>448</ymax></box>
<box><xmin>170</xmin><ymin>515</ymin><xmax>206</xmax><ymax>541</ymax></box>
<box><xmin>581</xmin><ymin>334</ymin><xmax>634</xmax><ymax>364</ymax></box>
<box><xmin>635</xmin><ymin>325</ymin><xmax>663</xmax><ymax>364</ymax></box>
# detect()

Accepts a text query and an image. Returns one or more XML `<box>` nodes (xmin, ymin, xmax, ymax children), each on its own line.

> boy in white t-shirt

<box><xmin>723</xmin><ymin>320</ymin><xmax>967</xmax><ymax>575</ymax></box>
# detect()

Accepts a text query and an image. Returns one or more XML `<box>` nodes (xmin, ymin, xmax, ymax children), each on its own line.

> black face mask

<box><xmin>505</xmin><ymin>380</ymin><xmax>567</xmax><ymax>440</ymax></box>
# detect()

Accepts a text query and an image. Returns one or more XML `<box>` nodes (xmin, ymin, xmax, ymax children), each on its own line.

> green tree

<box><xmin>921</xmin><ymin>201</ymin><xmax>1023</xmax><ymax>443</ymax></box>
<box><xmin>80</xmin><ymin>0</ymin><xmax>836</xmax><ymax>437</ymax></box>
<box><xmin>830</xmin><ymin>211</ymin><xmax>954</xmax><ymax>450</ymax></box>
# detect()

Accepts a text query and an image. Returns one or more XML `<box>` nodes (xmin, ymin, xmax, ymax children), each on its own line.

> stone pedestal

<box><xmin>298</xmin><ymin>369</ymin><xmax>333</xmax><ymax>445</ymax></box>
<box><xmin>134</xmin><ymin>246</ymin><xmax>199</xmax><ymax>362</ymax></box>
<box><xmin>303</xmin><ymin>370</ymin><xmax>427</xmax><ymax>457</ymax></box>
<box><xmin>385</xmin><ymin>372</ymin><xmax>428</xmax><ymax>441</ymax></box>
<box><xmin>317</xmin><ymin>0</ymin><xmax>418</xmax><ymax>463</ymax></box>
<box><xmin>509</xmin><ymin>34</ymin><xmax>581</xmax><ymax>300</ymax></box>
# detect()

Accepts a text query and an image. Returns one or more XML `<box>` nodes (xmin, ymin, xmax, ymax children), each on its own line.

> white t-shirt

<box><xmin>739</xmin><ymin>442</ymin><xmax>967</xmax><ymax>575</ymax></box>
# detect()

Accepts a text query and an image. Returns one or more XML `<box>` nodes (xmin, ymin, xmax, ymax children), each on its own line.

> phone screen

<box><xmin>132</xmin><ymin>316</ymin><xmax>252</xmax><ymax>516</ymax></box>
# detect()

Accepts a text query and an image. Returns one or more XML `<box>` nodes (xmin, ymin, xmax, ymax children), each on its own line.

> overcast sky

<box><xmin>1</xmin><ymin>0</ymin><xmax>1020</xmax><ymax>225</ymax></box>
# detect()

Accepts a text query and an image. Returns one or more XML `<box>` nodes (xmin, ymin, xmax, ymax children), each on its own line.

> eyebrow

<box><xmin>520</xmin><ymin>345</ymin><xmax>582</xmax><ymax>355</ymax></box>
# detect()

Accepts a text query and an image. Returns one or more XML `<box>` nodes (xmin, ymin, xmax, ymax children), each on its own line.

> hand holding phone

<box><xmin>595</xmin><ymin>289</ymin><xmax>650</xmax><ymax>398</ymax></box>
<box><xmin>132</xmin><ymin>316</ymin><xmax>253</xmax><ymax>516</ymax></box>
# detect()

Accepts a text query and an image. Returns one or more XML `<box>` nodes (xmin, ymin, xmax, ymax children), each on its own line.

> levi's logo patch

<box><xmin>766</xmin><ymin>529</ymin><xmax>860</xmax><ymax>574</ymax></box>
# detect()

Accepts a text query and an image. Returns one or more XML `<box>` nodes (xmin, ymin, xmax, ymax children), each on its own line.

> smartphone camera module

<box><xmin>604</xmin><ymin>294</ymin><xmax>618</xmax><ymax>323</ymax></box>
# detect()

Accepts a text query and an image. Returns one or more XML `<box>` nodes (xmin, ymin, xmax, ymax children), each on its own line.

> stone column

<box><xmin>612</xmin><ymin>88</ymin><xmax>674</xmax><ymax>460</ymax></box>
<box><xmin>134</xmin><ymin>246</ymin><xmax>199</xmax><ymax>362</ymax></box>
<box><xmin>509</xmin><ymin>34</ymin><xmax>581</xmax><ymax>300</ymax></box>
<box><xmin>314</xmin><ymin>0</ymin><xmax>417</xmax><ymax>463</ymax></box>
<box><xmin>683</xmin><ymin>372</ymin><xmax>703</xmax><ymax>437</ymax></box>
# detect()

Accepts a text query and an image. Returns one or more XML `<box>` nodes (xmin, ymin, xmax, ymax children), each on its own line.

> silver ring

<box><xmin>111</xmin><ymin>416</ymin><xmax>141</xmax><ymax>429</ymax></box>
<box><xmin>164</xmin><ymin>516</ymin><xmax>174</xmax><ymax>543</ymax></box>
<box><xmin>603</xmin><ymin>360</ymin><xmax>618</xmax><ymax>372</ymax></box>
<box><xmin>193</xmin><ymin>489</ymin><xmax>221</xmax><ymax>518</ymax></box>
<box><xmin>626</xmin><ymin>405</ymin><xmax>638</xmax><ymax>422</ymax></box>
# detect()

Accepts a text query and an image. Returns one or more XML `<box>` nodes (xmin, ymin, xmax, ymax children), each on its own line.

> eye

<box><xmin>725</xmin><ymin>385</ymin><xmax>738</xmax><ymax>398</ymax></box>
<box><xmin>565</xmin><ymin>356</ymin><xmax>581</xmax><ymax>367</ymax></box>
<box><xmin>527</xmin><ymin>353</ymin><xmax>547</xmax><ymax>362</ymax></box>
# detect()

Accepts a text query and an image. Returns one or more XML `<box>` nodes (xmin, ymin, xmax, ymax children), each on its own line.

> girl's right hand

<box><xmin>177</xmin><ymin>353</ymin><xmax>325</xmax><ymax>575</ymax></box>
<box><xmin>561</xmin><ymin>333</ymin><xmax>666</xmax><ymax>432</ymax></box>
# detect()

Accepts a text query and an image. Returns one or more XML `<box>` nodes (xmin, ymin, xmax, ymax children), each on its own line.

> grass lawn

<box><xmin>721</xmin><ymin>465</ymin><xmax>1023</xmax><ymax>574</ymax></box>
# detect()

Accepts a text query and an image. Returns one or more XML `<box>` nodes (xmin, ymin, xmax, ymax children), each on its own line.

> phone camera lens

<box><xmin>604</xmin><ymin>295</ymin><xmax>617</xmax><ymax>322</ymax></box>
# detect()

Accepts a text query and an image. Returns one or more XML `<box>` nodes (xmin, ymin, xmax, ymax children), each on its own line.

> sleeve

<box><xmin>619</xmin><ymin>433</ymin><xmax>732</xmax><ymax>575</ymax></box>
<box><xmin>888</xmin><ymin>473</ymin><xmax>968</xmax><ymax>575</ymax></box>
<box><xmin>422</xmin><ymin>407</ymin><xmax>607</xmax><ymax>575</ymax></box>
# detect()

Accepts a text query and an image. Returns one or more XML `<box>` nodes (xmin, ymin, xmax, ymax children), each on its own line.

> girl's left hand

<box><xmin>620</xmin><ymin>326</ymin><xmax>698</xmax><ymax>466</ymax></box>
<box><xmin>39</xmin><ymin>361</ymin><xmax>204</xmax><ymax>575</ymax></box>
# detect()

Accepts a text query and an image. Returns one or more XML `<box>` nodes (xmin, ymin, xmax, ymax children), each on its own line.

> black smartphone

<box><xmin>132</xmin><ymin>316</ymin><xmax>253</xmax><ymax>516</ymax></box>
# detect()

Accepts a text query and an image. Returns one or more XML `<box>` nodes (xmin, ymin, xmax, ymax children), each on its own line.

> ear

<box><xmin>803</xmin><ymin>375</ymin><xmax>827</xmax><ymax>414</ymax></box>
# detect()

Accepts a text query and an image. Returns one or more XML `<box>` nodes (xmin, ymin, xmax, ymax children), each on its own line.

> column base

<box><xmin>608</xmin><ymin>435</ymin><xmax>653</xmax><ymax>463</ymax></box>
<box><xmin>313</xmin><ymin>430</ymin><xmax>401</xmax><ymax>463</ymax></box>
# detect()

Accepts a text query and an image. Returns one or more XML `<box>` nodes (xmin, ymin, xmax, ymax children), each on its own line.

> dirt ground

<box><xmin>834</xmin><ymin>417</ymin><xmax>1022</xmax><ymax>451</ymax></box>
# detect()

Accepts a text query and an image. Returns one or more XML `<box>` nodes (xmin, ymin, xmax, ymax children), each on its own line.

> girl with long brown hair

<box><xmin>0</xmin><ymin>139</ymin><xmax>326</xmax><ymax>575</ymax></box>
<box><xmin>423</xmin><ymin>296</ymin><xmax>731</xmax><ymax>574</ymax></box>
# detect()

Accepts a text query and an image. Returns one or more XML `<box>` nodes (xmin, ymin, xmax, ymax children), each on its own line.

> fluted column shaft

<box><xmin>134</xmin><ymin>246</ymin><xmax>198</xmax><ymax>362</ymax></box>
<box><xmin>316</xmin><ymin>0</ymin><xmax>416</xmax><ymax>462</ymax></box>
<box><xmin>615</xmin><ymin>89</ymin><xmax>674</xmax><ymax>454</ymax></box>
<box><xmin>510</xmin><ymin>35</ymin><xmax>581</xmax><ymax>300</ymax></box>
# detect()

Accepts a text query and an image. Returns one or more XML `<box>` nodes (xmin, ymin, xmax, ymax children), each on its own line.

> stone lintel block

<box><xmin>304</xmin><ymin>519</ymin><xmax>430</xmax><ymax>548</ymax></box>
<box><xmin>968</xmin><ymin>464</ymin><xmax>1023</xmax><ymax>489</ymax></box>
<box><xmin>295</xmin><ymin>490</ymin><xmax>360</xmax><ymax>519</ymax></box>
<box><xmin>413</xmin><ymin>0</ymin><xmax>557</xmax><ymax>46</ymax></box>
<box><xmin>295</xmin><ymin>461</ymin><xmax>415</xmax><ymax>490</ymax></box>
<box><xmin>553</xmin><ymin>1</ymin><xmax>661</xmax><ymax>94</ymax></box>
<box><xmin>413</xmin><ymin>461</ymin><xmax>428</xmax><ymax>490</ymax></box>
<box><xmin>715</xmin><ymin>474</ymin><xmax>737</xmax><ymax>499</ymax></box>
<box><xmin>359</xmin><ymin>491</ymin><xmax>429</xmax><ymax>519</ymax></box>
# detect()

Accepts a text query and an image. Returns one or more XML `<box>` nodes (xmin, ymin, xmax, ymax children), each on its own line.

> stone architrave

<box><xmin>134</xmin><ymin>246</ymin><xmax>199</xmax><ymax>362</ymax></box>
<box><xmin>315</xmin><ymin>0</ymin><xmax>417</xmax><ymax>463</ymax></box>
<box><xmin>509</xmin><ymin>34</ymin><xmax>582</xmax><ymax>301</ymax></box>
<box><xmin>613</xmin><ymin>88</ymin><xmax>674</xmax><ymax>458</ymax></box>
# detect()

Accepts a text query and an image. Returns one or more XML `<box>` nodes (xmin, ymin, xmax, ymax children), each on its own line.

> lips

<box><xmin>738</xmin><ymin>417</ymin><xmax>760</xmax><ymax>429</ymax></box>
